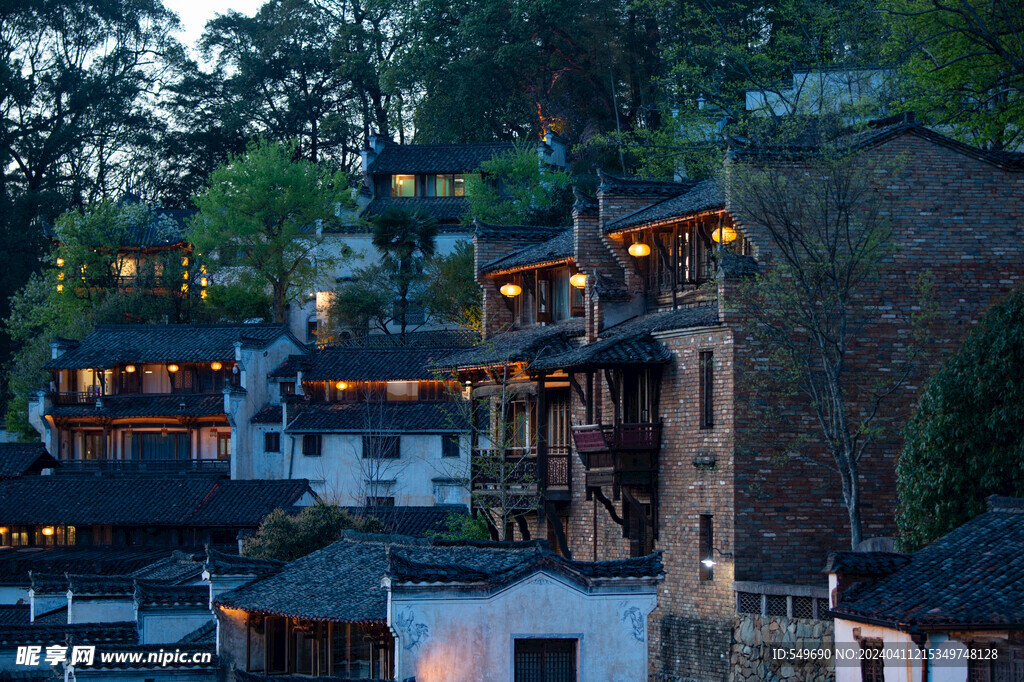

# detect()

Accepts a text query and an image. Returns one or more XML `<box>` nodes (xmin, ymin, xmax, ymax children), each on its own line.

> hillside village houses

<box><xmin>0</xmin><ymin>112</ymin><xmax>1020</xmax><ymax>682</ymax></box>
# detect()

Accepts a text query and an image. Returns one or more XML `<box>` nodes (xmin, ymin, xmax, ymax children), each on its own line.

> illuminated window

<box><xmin>431</xmin><ymin>174</ymin><xmax>466</xmax><ymax>196</ymax></box>
<box><xmin>391</xmin><ymin>174</ymin><xmax>415</xmax><ymax>197</ymax></box>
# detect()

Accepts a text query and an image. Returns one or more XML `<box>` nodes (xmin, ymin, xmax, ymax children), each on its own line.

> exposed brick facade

<box><xmin>462</xmin><ymin>128</ymin><xmax>1024</xmax><ymax>681</ymax></box>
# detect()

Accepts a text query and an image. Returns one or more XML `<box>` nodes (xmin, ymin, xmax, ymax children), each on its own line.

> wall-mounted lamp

<box><xmin>211</xmin><ymin>362</ymin><xmax>223</xmax><ymax>371</ymax></box>
<box><xmin>41</xmin><ymin>526</ymin><xmax>55</xmax><ymax>536</ymax></box>
<box><xmin>124</xmin><ymin>364</ymin><xmax>136</xmax><ymax>373</ymax></box>
<box><xmin>500</xmin><ymin>283</ymin><xmax>522</xmax><ymax>297</ymax></box>
<box><xmin>628</xmin><ymin>242</ymin><xmax>651</xmax><ymax>257</ymax></box>
<box><xmin>167</xmin><ymin>364</ymin><xmax>179</xmax><ymax>373</ymax></box>
<box><xmin>336</xmin><ymin>381</ymin><xmax>348</xmax><ymax>391</ymax></box>
<box><xmin>569</xmin><ymin>273</ymin><xmax>587</xmax><ymax>289</ymax></box>
<box><xmin>702</xmin><ymin>547</ymin><xmax>733</xmax><ymax>568</ymax></box>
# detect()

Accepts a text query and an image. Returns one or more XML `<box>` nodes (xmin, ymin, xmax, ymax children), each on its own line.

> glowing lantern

<box><xmin>56</xmin><ymin>284</ymin><xmax>64</xmax><ymax>293</ymax></box>
<box><xmin>569</xmin><ymin>273</ymin><xmax>587</xmax><ymax>288</ymax></box>
<box><xmin>712</xmin><ymin>225</ymin><xmax>738</xmax><ymax>244</ymax></box>
<box><xmin>499</xmin><ymin>283</ymin><xmax>522</xmax><ymax>297</ymax></box>
<box><xmin>201</xmin><ymin>290</ymin><xmax>208</xmax><ymax>299</ymax></box>
<box><xmin>336</xmin><ymin>381</ymin><xmax>348</xmax><ymax>391</ymax></box>
<box><xmin>200</xmin><ymin>277</ymin><xmax>208</xmax><ymax>287</ymax></box>
<box><xmin>211</xmin><ymin>361</ymin><xmax>223</xmax><ymax>371</ymax></box>
<box><xmin>56</xmin><ymin>258</ymin><xmax>65</xmax><ymax>267</ymax></box>
<box><xmin>124</xmin><ymin>365</ymin><xmax>136</xmax><ymax>373</ymax></box>
<box><xmin>41</xmin><ymin>526</ymin><xmax>54</xmax><ymax>536</ymax></box>
<box><xmin>182</xmin><ymin>256</ymin><xmax>189</xmax><ymax>267</ymax></box>
<box><xmin>167</xmin><ymin>364</ymin><xmax>179</xmax><ymax>373</ymax></box>
<box><xmin>628</xmin><ymin>242</ymin><xmax>651</xmax><ymax>257</ymax></box>
<box><xmin>57</xmin><ymin>272</ymin><xmax>64</xmax><ymax>280</ymax></box>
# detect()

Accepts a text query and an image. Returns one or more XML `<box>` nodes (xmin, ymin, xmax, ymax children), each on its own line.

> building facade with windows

<box><xmin>443</xmin><ymin>118</ymin><xmax>1024</xmax><ymax>680</ymax></box>
<box><xmin>828</xmin><ymin>496</ymin><xmax>1024</xmax><ymax>682</ymax></box>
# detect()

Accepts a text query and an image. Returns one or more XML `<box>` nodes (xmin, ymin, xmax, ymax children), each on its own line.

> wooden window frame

<box><xmin>302</xmin><ymin>434</ymin><xmax>323</xmax><ymax>457</ymax></box>
<box><xmin>264</xmin><ymin>432</ymin><xmax>281</xmax><ymax>453</ymax></box>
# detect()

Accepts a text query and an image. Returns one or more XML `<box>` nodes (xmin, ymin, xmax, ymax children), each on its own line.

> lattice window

<box><xmin>817</xmin><ymin>598</ymin><xmax>832</xmax><ymax>619</ymax></box>
<box><xmin>766</xmin><ymin>595</ymin><xmax>788</xmax><ymax>617</ymax></box>
<box><xmin>738</xmin><ymin>592</ymin><xmax>762</xmax><ymax>615</ymax></box>
<box><xmin>792</xmin><ymin>596</ymin><xmax>814</xmax><ymax>619</ymax></box>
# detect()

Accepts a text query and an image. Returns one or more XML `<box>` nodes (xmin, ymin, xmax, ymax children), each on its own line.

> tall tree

<box><xmin>732</xmin><ymin>132</ymin><xmax>932</xmax><ymax>549</ymax></box>
<box><xmin>884</xmin><ymin>0</ymin><xmax>1024</xmax><ymax>150</ymax></box>
<box><xmin>190</xmin><ymin>139</ymin><xmax>349</xmax><ymax>323</ymax></box>
<box><xmin>896</xmin><ymin>287</ymin><xmax>1024</xmax><ymax>551</ymax></box>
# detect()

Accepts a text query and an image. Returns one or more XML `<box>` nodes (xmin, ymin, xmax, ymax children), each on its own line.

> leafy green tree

<box><xmin>425</xmin><ymin>512</ymin><xmax>491</xmax><ymax>541</ymax></box>
<box><xmin>884</xmin><ymin>0</ymin><xmax>1024</xmax><ymax>150</ymax></box>
<box><xmin>190</xmin><ymin>139</ymin><xmax>350</xmax><ymax>323</ymax></box>
<box><xmin>242</xmin><ymin>502</ymin><xmax>385</xmax><ymax>561</ymax></box>
<box><xmin>424</xmin><ymin>241</ymin><xmax>482</xmax><ymax>333</ymax></box>
<box><xmin>465</xmin><ymin>144</ymin><xmax>574</xmax><ymax>225</ymax></box>
<box><xmin>896</xmin><ymin>288</ymin><xmax>1024</xmax><ymax>551</ymax></box>
<box><xmin>330</xmin><ymin>207</ymin><xmax>437</xmax><ymax>336</ymax></box>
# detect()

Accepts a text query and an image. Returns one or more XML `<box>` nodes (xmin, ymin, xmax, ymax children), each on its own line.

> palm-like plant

<box><xmin>370</xmin><ymin>207</ymin><xmax>438</xmax><ymax>335</ymax></box>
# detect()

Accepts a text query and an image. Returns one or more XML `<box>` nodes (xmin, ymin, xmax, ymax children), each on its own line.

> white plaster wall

<box><xmin>138</xmin><ymin>608</ymin><xmax>213</xmax><ymax>645</ymax></box>
<box><xmin>230</xmin><ymin>334</ymin><xmax>305</xmax><ymax>479</ymax></box>
<box><xmin>832</xmin><ymin>620</ymin><xmax>981</xmax><ymax>682</ymax></box>
<box><xmin>390</xmin><ymin>573</ymin><xmax>657</xmax><ymax>682</ymax></box>
<box><xmin>68</xmin><ymin>596</ymin><xmax>135</xmax><ymax>624</ymax></box>
<box><xmin>29</xmin><ymin>591</ymin><xmax>64</xmax><ymax>619</ymax></box>
<box><xmin>2</xmin><ymin>586</ymin><xmax>30</xmax><ymax>606</ymax></box>
<box><xmin>286</xmin><ymin>433</ymin><xmax>470</xmax><ymax>507</ymax></box>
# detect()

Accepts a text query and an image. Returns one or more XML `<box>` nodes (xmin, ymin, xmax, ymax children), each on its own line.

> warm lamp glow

<box><xmin>56</xmin><ymin>258</ymin><xmax>64</xmax><ymax>267</ymax></box>
<box><xmin>201</xmin><ymin>290</ymin><xmax>208</xmax><ymax>299</ymax></box>
<box><xmin>499</xmin><ymin>283</ymin><xmax>522</xmax><ymax>297</ymax></box>
<box><xmin>56</xmin><ymin>284</ymin><xmax>64</xmax><ymax>293</ymax></box>
<box><xmin>182</xmin><ymin>271</ymin><xmax>189</xmax><ymax>281</ymax></box>
<box><xmin>181</xmin><ymin>256</ymin><xmax>189</xmax><ymax>267</ymax></box>
<box><xmin>57</xmin><ymin>272</ymin><xmax>64</xmax><ymax>280</ymax></box>
<box><xmin>167</xmin><ymin>364</ymin><xmax>179</xmax><ymax>373</ymax></box>
<box><xmin>702</xmin><ymin>558</ymin><xmax>716</xmax><ymax>568</ymax></box>
<box><xmin>336</xmin><ymin>381</ymin><xmax>348</xmax><ymax>390</ymax></box>
<box><xmin>200</xmin><ymin>277</ymin><xmax>208</xmax><ymax>287</ymax></box>
<box><xmin>628</xmin><ymin>242</ymin><xmax>651</xmax><ymax>257</ymax></box>
<box><xmin>211</xmin><ymin>362</ymin><xmax>223</xmax><ymax>371</ymax></box>
<box><xmin>124</xmin><ymin>364</ymin><xmax>136</xmax><ymax>373</ymax></box>
<box><xmin>712</xmin><ymin>225</ymin><xmax>738</xmax><ymax>244</ymax></box>
<box><xmin>0</xmin><ymin>527</ymin><xmax>8</xmax><ymax>534</ymax></box>
<box><xmin>569</xmin><ymin>273</ymin><xmax>587</xmax><ymax>288</ymax></box>
<box><xmin>41</xmin><ymin>526</ymin><xmax>54</xmax><ymax>536</ymax></box>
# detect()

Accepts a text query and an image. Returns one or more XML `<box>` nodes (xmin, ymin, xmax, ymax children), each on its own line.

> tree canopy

<box><xmin>896</xmin><ymin>288</ymin><xmax>1024</xmax><ymax>551</ymax></box>
<box><xmin>242</xmin><ymin>502</ymin><xmax>385</xmax><ymax>562</ymax></box>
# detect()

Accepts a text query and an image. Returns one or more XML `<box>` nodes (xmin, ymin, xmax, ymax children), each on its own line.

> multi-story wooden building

<box><xmin>444</xmin><ymin>118</ymin><xmax>1024</xmax><ymax>680</ymax></box>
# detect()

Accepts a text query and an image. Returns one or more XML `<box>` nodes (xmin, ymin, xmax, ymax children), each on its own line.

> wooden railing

<box><xmin>48</xmin><ymin>391</ymin><xmax>100</xmax><ymax>405</ymax></box>
<box><xmin>571</xmin><ymin>422</ymin><xmax>661</xmax><ymax>454</ymax></box>
<box><xmin>471</xmin><ymin>445</ymin><xmax>571</xmax><ymax>496</ymax></box>
<box><xmin>54</xmin><ymin>459</ymin><xmax>230</xmax><ymax>475</ymax></box>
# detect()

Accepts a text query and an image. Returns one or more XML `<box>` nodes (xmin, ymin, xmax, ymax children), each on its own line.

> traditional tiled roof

<box><xmin>386</xmin><ymin>542</ymin><xmax>663</xmax><ymax>589</ymax></box>
<box><xmin>48</xmin><ymin>394</ymin><xmax>225</xmax><ymax>419</ymax></box>
<box><xmin>178</xmin><ymin>621</ymin><xmax>216</xmax><ymax>645</ymax></box>
<box><xmin>43</xmin><ymin>323</ymin><xmax>292</xmax><ymax>369</ymax></box>
<box><xmin>291</xmin><ymin>348</ymin><xmax>457</xmax><ymax>382</ymax></box>
<box><xmin>0</xmin><ymin>622</ymin><xmax>137</xmax><ymax>646</ymax></box>
<box><xmin>367</xmin><ymin>142</ymin><xmax>514</xmax><ymax>174</ymax></box>
<box><xmin>29</xmin><ymin>572</ymin><xmax>68</xmax><ymax>594</ymax></box>
<box><xmin>83</xmin><ymin>644</ymin><xmax>217</xmax><ymax>671</ymax></box>
<box><xmin>324</xmin><ymin>330</ymin><xmax>479</xmax><ymax>350</ymax></box>
<box><xmin>0</xmin><ymin>443</ymin><xmax>57</xmax><ymax>479</ymax></box>
<box><xmin>598</xmin><ymin>170</ymin><xmax>694</xmax><ymax>196</ymax></box>
<box><xmin>134</xmin><ymin>581</ymin><xmax>208</xmax><ymax>607</ymax></box>
<box><xmin>824</xmin><ymin>551</ymin><xmax>910</xmax><ymax>576</ymax></box>
<box><xmin>67</xmin><ymin>574</ymin><xmax>134</xmax><ymax>596</ymax></box>
<box><xmin>573</xmin><ymin>187</ymin><xmax>598</xmax><ymax>213</ymax></box>
<box><xmin>0</xmin><ymin>605</ymin><xmax>30</xmax><ymax>626</ymax></box>
<box><xmin>473</xmin><ymin>220</ymin><xmax>569</xmax><ymax>243</ymax></box>
<box><xmin>361</xmin><ymin>196</ymin><xmax>470</xmax><ymax>223</ymax></box>
<box><xmin>831</xmin><ymin>496</ymin><xmax>1024</xmax><ymax>628</ymax></box>
<box><xmin>0</xmin><ymin>477</ymin><xmax>311</xmax><ymax>526</ymax></box>
<box><xmin>4</xmin><ymin>548</ymin><xmax>200</xmax><ymax>588</ymax></box>
<box><xmin>129</xmin><ymin>551</ymin><xmax>205</xmax><ymax>583</ymax></box>
<box><xmin>438</xmin><ymin>319</ymin><xmax>584</xmax><ymax>370</ymax></box>
<box><xmin>480</xmin><ymin>230</ymin><xmax>574</xmax><ymax>274</ymax></box>
<box><xmin>605</xmin><ymin>178</ymin><xmax>724</xmax><ymax>233</ymax></box>
<box><xmin>343</xmin><ymin>505</ymin><xmax>468</xmax><ymax>538</ymax></box>
<box><xmin>531</xmin><ymin>307</ymin><xmax>719</xmax><ymax>371</ymax></box>
<box><xmin>285</xmin><ymin>401</ymin><xmax>467</xmax><ymax>433</ymax></box>
<box><xmin>214</xmin><ymin>536</ymin><xmax>409</xmax><ymax>623</ymax></box>
<box><xmin>204</xmin><ymin>548</ymin><xmax>285</xmax><ymax>578</ymax></box>
<box><xmin>251</xmin><ymin>403</ymin><xmax>283</xmax><ymax>424</ymax></box>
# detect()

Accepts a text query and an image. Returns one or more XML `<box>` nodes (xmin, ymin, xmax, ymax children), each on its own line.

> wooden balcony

<box><xmin>571</xmin><ymin>422</ymin><xmax>660</xmax><ymax>491</ymax></box>
<box><xmin>49</xmin><ymin>391</ymin><xmax>100</xmax><ymax>405</ymax></box>
<box><xmin>471</xmin><ymin>445</ymin><xmax>571</xmax><ymax>505</ymax></box>
<box><xmin>53</xmin><ymin>459</ymin><xmax>230</xmax><ymax>476</ymax></box>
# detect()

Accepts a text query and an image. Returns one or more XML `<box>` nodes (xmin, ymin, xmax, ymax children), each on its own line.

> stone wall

<box><xmin>729</xmin><ymin>615</ymin><xmax>835</xmax><ymax>682</ymax></box>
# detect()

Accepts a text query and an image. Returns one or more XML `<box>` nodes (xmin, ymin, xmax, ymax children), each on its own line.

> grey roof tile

<box><xmin>605</xmin><ymin>179</ymin><xmax>724</xmax><ymax>233</ymax></box>
<box><xmin>438</xmin><ymin>319</ymin><xmax>585</xmax><ymax>369</ymax></box>
<box><xmin>367</xmin><ymin>142</ymin><xmax>514</xmax><ymax>174</ymax></box>
<box><xmin>285</xmin><ymin>401</ymin><xmax>468</xmax><ymax>433</ymax></box>
<box><xmin>0</xmin><ymin>443</ymin><xmax>57</xmax><ymax>479</ymax></box>
<box><xmin>480</xmin><ymin>230</ymin><xmax>574</xmax><ymax>274</ymax></box>
<box><xmin>44</xmin><ymin>323</ymin><xmax>291</xmax><ymax>369</ymax></box>
<box><xmin>361</xmin><ymin>196</ymin><xmax>470</xmax><ymax>222</ymax></box>
<box><xmin>49</xmin><ymin>393</ymin><xmax>224</xmax><ymax>419</ymax></box>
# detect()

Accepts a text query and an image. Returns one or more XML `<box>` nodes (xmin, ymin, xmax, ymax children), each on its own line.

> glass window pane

<box><xmin>454</xmin><ymin>175</ymin><xmax>465</xmax><ymax>196</ymax></box>
<box><xmin>391</xmin><ymin>175</ymin><xmax>415</xmax><ymax>197</ymax></box>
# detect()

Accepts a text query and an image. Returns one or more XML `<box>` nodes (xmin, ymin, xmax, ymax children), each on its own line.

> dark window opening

<box><xmin>366</xmin><ymin>496</ymin><xmax>395</xmax><ymax>507</ymax></box>
<box><xmin>264</xmin><ymin>432</ymin><xmax>281</xmax><ymax>453</ymax></box>
<box><xmin>280</xmin><ymin>381</ymin><xmax>295</xmax><ymax>396</ymax></box>
<box><xmin>860</xmin><ymin>639</ymin><xmax>884</xmax><ymax>682</ymax></box>
<box><xmin>699</xmin><ymin>350</ymin><xmax>714</xmax><ymax>429</ymax></box>
<box><xmin>514</xmin><ymin>638</ymin><xmax>577</xmax><ymax>682</ymax></box>
<box><xmin>302</xmin><ymin>434</ymin><xmax>322</xmax><ymax>457</ymax></box>
<box><xmin>699</xmin><ymin>514</ymin><xmax>714</xmax><ymax>580</ymax></box>
<box><xmin>362</xmin><ymin>435</ymin><xmax>400</xmax><ymax>459</ymax></box>
<box><xmin>442</xmin><ymin>435</ymin><xmax>460</xmax><ymax>458</ymax></box>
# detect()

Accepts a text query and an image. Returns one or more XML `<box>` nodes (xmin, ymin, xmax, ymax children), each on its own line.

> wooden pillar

<box><xmin>536</xmin><ymin>374</ymin><xmax>548</xmax><ymax>492</ymax></box>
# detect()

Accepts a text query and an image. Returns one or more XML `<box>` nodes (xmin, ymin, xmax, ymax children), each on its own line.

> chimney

<box><xmin>538</xmin><ymin>132</ymin><xmax>568</xmax><ymax>169</ymax></box>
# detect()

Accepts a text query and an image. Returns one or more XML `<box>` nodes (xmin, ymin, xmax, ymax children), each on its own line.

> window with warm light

<box><xmin>391</xmin><ymin>174</ymin><xmax>416</xmax><ymax>197</ymax></box>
